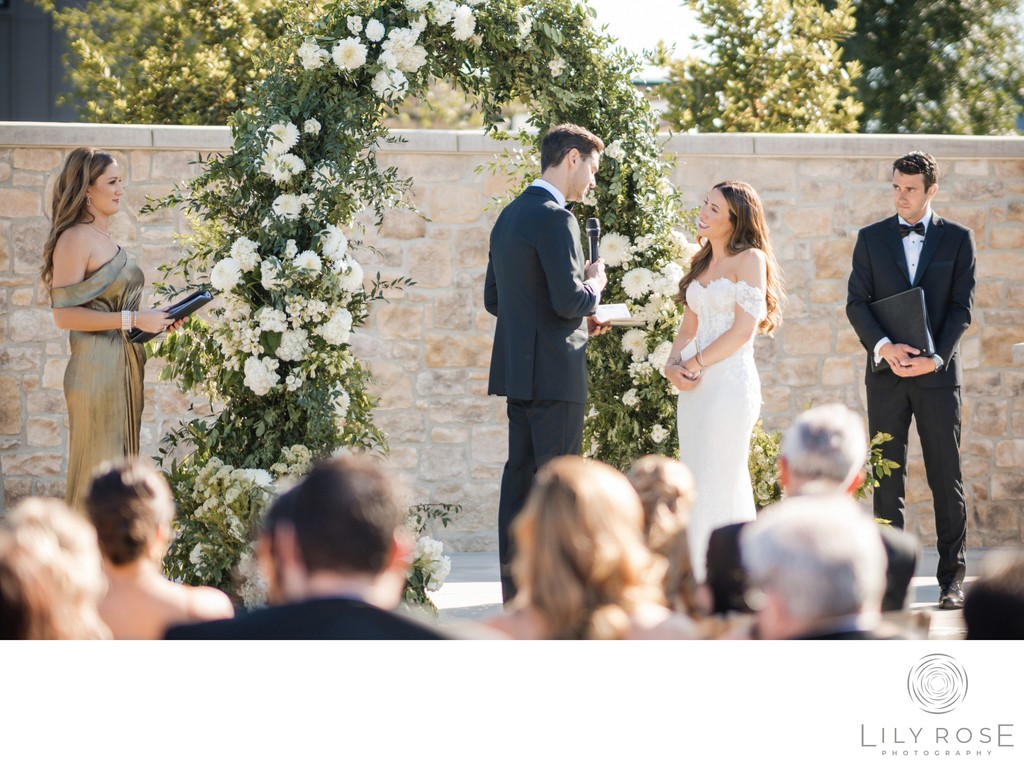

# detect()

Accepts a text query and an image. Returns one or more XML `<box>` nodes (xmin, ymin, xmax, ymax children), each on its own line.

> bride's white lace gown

<box><xmin>677</xmin><ymin>277</ymin><xmax>767</xmax><ymax>582</ymax></box>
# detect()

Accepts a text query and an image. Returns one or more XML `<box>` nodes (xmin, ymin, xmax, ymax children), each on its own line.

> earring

<box><xmin>86</xmin><ymin>196</ymin><xmax>92</xmax><ymax>206</ymax></box>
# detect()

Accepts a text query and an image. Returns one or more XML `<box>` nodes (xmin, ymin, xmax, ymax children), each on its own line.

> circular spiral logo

<box><xmin>907</xmin><ymin>654</ymin><xmax>968</xmax><ymax>714</ymax></box>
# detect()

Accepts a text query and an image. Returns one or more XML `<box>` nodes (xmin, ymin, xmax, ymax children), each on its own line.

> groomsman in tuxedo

<box><xmin>485</xmin><ymin>124</ymin><xmax>609</xmax><ymax>602</ymax></box>
<box><xmin>846</xmin><ymin>151</ymin><xmax>976</xmax><ymax>610</ymax></box>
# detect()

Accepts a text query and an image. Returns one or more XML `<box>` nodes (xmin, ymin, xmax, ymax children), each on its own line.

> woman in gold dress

<box><xmin>42</xmin><ymin>148</ymin><xmax>178</xmax><ymax>508</ymax></box>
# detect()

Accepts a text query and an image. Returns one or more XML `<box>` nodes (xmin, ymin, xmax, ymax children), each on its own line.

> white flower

<box><xmin>234</xmin><ymin>468</ymin><xmax>273</xmax><ymax>488</ymax></box>
<box><xmin>243</xmin><ymin>356</ymin><xmax>280</xmax><ymax>396</ymax></box>
<box><xmin>515</xmin><ymin>9</ymin><xmax>533</xmax><ymax>41</ymax></box>
<box><xmin>621</xmin><ymin>328</ymin><xmax>648</xmax><ymax>361</ymax></box>
<box><xmin>604</xmin><ymin>140</ymin><xmax>625</xmax><ymax>161</ymax></box>
<box><xmin>263</xmin><ymin>152</ymin><xmax>306</xmax><ymax>184</ymax></box>
<box><xmin>653</xmin><ymin>262</ymin><xmax>684</xmax><ymax>297</ymax></box>
<box><xmin>346</xmin><ymin>15</ymin><xmax>363</xmax><ymax>34</ymax></box>
<box><xmin>414</xmin><ymin>535</ymin><xmax>451</xmax><ymax>591</ymax></box>
<box><xmin>452</xmin><ymin>6</ymin><xmax>476</xmax><ymax>40</ymax></box>
<box><xmin>231</xmin><ymin>237</ymin><xmax>261</xmax><ymax>272</ymax></box>
<box><xmin>581</xmin><ymin>189</ymin><xmax>598</xmax><ymax>207</ymax></box>
<box><xmin>599</xmin><ymin>232</ymin><xmax>632</xmax><ymax>268</ymax></box>
<box><xmin>297</xmin><ymin>38</ymin><xmax>327</xmax><ymax>70</ymax></box>
<box><xmin>405</xmin><ymin>0</ymin><xmax>429</xmax><ymax>11</ymax></box>
<box><xmin>210</xmin><ymin>257</ymin><xmax>242</xmax><ymax>292</ymax></box>
<box><xmin>266</xmin><ymin>122</ymin><xmax>300</xmax><ymax>156</ymax></box>
<box><xmin>622</xmin><ymin>388</ymin><xmax>640</xmax><ymax>407</ymax></box>
<box><xmin>648</xmin><ymin>340</ymin><xmax>674</xmax><ymax>372</ymax></box>
<box><xmin>381</xmin><ymin>28</ymin><xmax>428</xmax><ymax>73</ymax></box>
<box><xmin>295</xmin><ymin>250</ymin><xmax>322</xmax><ymax>272</ymax></box>
<box><xmin>549</xmin><ymin>57</ymin><xmax>566</xmax><ymax>77</ymax></box>
<box><xmin>365</xmin><ymin>18</ymin><xmax>385</xmax><ymax>41</ymax></box>
<box><xmin>257</xmin><ymin>307</ymin><xmax>288</xmax><ymax>333</ymax></box>
<box><xmin>275</xmin><ymin>328</ymin><xmax>309</xmax><ymax>362</ymax></box>
<box><xmin>189</xmin><ymin>543</ymin><xmax>206</xmax><ymax>566</ymax></box>
<box><xmin>332</xmin><ymin>37</ymin><xmax>368</xmax><ymax>71</ymax></box>
<box><xmin>622</xmin><ymin>267</ymin><xmax>655</xmax><ymax>300</ymax></box>
<box><xmin>272</xmin><ymin>193</ymin><xmax>303</xmax><ymax>220</ymax></box>
<box><xmin>303</xmin><ymin>118</ymin><xmax>321</xmax><ymax>135</ymax></box>
<box><xmin>316</xmin><ymin>308</ymin><xmax>353</xmax><ymax>346</ymax></box>
<box><xmin>681</xmin><ymin>241</ymin><xmax>702</xmax><ymax>262</ymax></box>
<box><xmin>378</xmin><ymin>50</ymin><xmax>399</xmax><ymax>70</ymax></box>
<box><xmin>320</xmin><ymin>224</ymin><xmax>349</xmax><ymax>260</ymax></box>
<box><xmin>410</xmin><ymin>13</ymin><xmax>427</xmax><ymax>32</ymax></box>
<box><xmin>431</xmin><ymin>0</ymin><xmax>457</xmax><ymax>26</ymax></box>
<box><xmin>283</xmin><ymin>239</ymin><xmax>298</xmax><ymax>260</ymax></box>
<box><xmin>371</xmin><ymin>68</ymin><xmax>409</xmax><ymax>100</ymax></box>
<box><xmin>336</xmin><ymin>258</ymin><xmax>364</xmax><ymax>292</ymax></box>
<box><xmin>651</xmin><ymin>424</ymin><xmax>669</xmax><ymax>444</ymax></box>
<box><xmin>332</xmin><ymin>387</ymin><xmax>351</xmax><ymax>422</ymax></box>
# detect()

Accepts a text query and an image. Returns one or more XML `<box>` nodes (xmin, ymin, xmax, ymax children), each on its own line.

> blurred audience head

<box><xmin>965</xmin><ymin>550</ymin><xmax>1024</xmax><ymax>640</ymax></box>
<box><xmin>741</xmin><ymin>496</ymin><xmax>886</xmax><ymax>639</ymax></box>
<box><xmin>0</xmin><ymin>497</ymin><xmax>108</xmax><ymax>639</ymax></box>
<box><xmin>512</xmin><ymin>455</ymin><xmax>664</xmax><ymax>639</ymax></box>
<box><xmin>84</xmin><ymin>460</ymin><xmax>176</xmax><ymax>566</ymax></box>
<box><xmin>259</xmin><ymin>453</ymin><xmax>411</xmax><ymax>607</ymax></box>
<box><xmin>779</xmin><ymin>404</ymin><xmax>867</xmax><ymax>497</ymax></box>
<box><xmin>626</xmin><ymin>455</ymin><xmax>703</xmax><ymax>615</ymax></box>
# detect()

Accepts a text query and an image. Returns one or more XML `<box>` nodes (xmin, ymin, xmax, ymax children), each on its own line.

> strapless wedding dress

<box><xmin>677</xmin><ymin>278</ymin><xmax>766</xmax><ymax>582</ymax></box>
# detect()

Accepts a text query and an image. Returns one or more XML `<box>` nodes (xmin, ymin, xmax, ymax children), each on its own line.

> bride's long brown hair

<box><xmin>40</xmin><ymin>148</ymin><xmax>115</xmax><ymax>290</ymax></box>
<box><xmin>676</xmin><ymin>180</ymin><xmax>784</xmax><ymax>336</ymax></box>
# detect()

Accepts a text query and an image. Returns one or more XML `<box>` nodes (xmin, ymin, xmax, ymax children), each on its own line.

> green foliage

<box><xmin>32</xmin><ymin>0</ymin><xmax>313</xmax><ymax>125</ymax></box>
<box><xmin>655</xmin><ymin>0</ymin><xmax>863</xmax><ymax>133</ymax></box>
<box><xmin>856</xmin><ymin>430</ymin><xmax>900</xmax><ymax>501</ymax></box>
<box><xmin>834</xmin><ymin>0</ymin><xmax>1024</xmax><ymax>134</ymax></box>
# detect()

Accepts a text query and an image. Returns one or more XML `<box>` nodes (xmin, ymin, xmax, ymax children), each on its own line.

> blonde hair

<box><xmin>41</xmin><ymin>147</ymin><xmax>116</xmax><ymax>290</ymax></box>
<box><xmin>677</xmin><ymin>180</ymin><xmax>785</xmax><ymax>336</ymax></box>
<box><xmin>626</xmin><ymin>455</ymin><xmax>702</xmax><ymax>616</ymax></box>
<box><xmin>0</xmin><ymin>497</ymin><xmax>109</xmax><ymax>639</ymax></box>
<box><xmin>511</xmin><ymin>456</ymin><xmax>665</xmax><ymax>639</ymax></box>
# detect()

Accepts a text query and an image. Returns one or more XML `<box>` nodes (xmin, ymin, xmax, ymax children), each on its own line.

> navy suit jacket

<box><xmin>484</xmin><ymin>186</ymin><xmax>599</xmax><ymax>404</ymax></box>
<box><xmin>846</xmin><ymin>212</ymin><xmax>976</xmax><ymax>388</ymax></box>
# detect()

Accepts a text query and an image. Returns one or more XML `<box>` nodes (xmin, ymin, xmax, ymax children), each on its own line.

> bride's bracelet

<box><xmin>696</xmin><ymin>349</ymin><xmax>706</xmax><ymax>368</ymax></box>
<box><xmin>120</xmin><ymin>310</ymin><xmax>132</xmax><ymax>332</ymax></box>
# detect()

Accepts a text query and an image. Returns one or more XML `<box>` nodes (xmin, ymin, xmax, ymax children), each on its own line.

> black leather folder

<box><xmin>128</xmin><ymin>290</ymin><xmax>214</xmax><ymax>343</ymax></box>
<box><xmin>869</xmin><ymin>287</ymin><xmax>935</xmax><ymax>372</ymax></box>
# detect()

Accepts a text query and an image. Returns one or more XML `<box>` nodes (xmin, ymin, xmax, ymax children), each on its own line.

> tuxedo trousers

<box><xmin>867</xmin><ymin>381</ymin><xmax>966</xmax><ymax>588</ymax></box>
<box><xmin>498</xmin><ymin>398</ymin><xmax>585</xmax><ymax>603</ymax></box>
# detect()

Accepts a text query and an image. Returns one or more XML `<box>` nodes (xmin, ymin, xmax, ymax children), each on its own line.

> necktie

<box><xmin>564</xmin><ymin>202</ymin><xmax>575</xmax><ymax>211</ymax></box>
<box><xmin>899</xmin><ymin>221</ymin><xmax>925</xmax><ymax>238</ymax></box>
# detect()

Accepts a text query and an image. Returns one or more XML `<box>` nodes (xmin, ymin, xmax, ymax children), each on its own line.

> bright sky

<box><xmin>583</xmin><ymin>0</ymin><xmax>702</xmax><ymax>66</ymax></box>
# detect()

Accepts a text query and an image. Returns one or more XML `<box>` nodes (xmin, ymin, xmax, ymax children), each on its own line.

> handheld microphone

<box><xmin>585</xmin><ymin>218</ymin><xmax>600</xmax><ymax>264</ymax></box>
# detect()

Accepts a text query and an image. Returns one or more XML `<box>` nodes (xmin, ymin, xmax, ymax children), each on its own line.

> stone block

<box><xmin>809</xmin><ymin>279</ymin><xmax>845</xmax><ymax>306</ymax></box>
<box><xmin>375</xmin><ymin>409</ymin><xmax>426</xmax><ymax>443</ymax></box>
<box><xmin>424</xmin><ymin>334</ymin><xmax>492</xmax><ymax>368</ymax></box>
<box><xmin>0</xmin><ymin>162</ymin><xmax>10</xmax><ymax>183</ymax></box>
<box><xmin>26</xmin><ymin>417</ymin><xmax>61</xmax><ymax>447</ymax></box>
<box><xmin>419</xmin><ymin>397</ymin><xmax>495</xmax><ymax>425</ymax></box>
<box><xmin>777</xmin><ymin>358</ymin><xmax>820</xmax><ymax>387</ymax></box>
<box><xmin>415</xmin><ymin>369</ymin><xmax>466</xmax><ymax>396</ymax></box>
<box><xmin>42</xmin><ymin>359</ymin><xmax>67</xmax><ymax>390</ymax></box>
<box><xmin>433</xmin><ymin>292</ymin><xmax>474</xmax><ymax>332</ymax></box>
<box><xmin>419</xmin><ymin>444</ymin><xmax>467</xmax><ymax>482</ymax></box>
<box><xmin>990</xmin><ymin>226</ymin><xmax>1024</xmax><ymax>250</ymax></box>
<box><xmin>981</xmin><ymin>326</ymin><xmax>1024</xmax><ymax>367</ymax></box>
<box><xmin>970</xmin><ymin>400</ymin><xmax>1007</xmax><ymax>437</ymax></box>
<box><xmin>782</xmin><ymin>321</ymin><xmax>832</xmax><ymax>355</ymax></box>
<box><xmin>8</xmin><ymin>310</ymin><xmax>56</xmax><ymax>343</ymax></box>
<box><xmin>3</xmin><ymin>479</ymin><xmax>33</xmax><ymax>507</ymax></box>
<box><xmin>372</xmin><ymin>301</ymin><xmax>425</xmax><ymax>340</ymax></box>
<box><xmin>406</xmin><ymin>240</ymin><xmax>453</xmax><ymax>288</ymax></box>
<box><xmin>953</xmin><ymin>160</ymin><xmax>990</xmax><ymax>177</ymax></box>
<box><xmin>386</xmin><ymin>446</ymin><xmax>419</xmax><ymax>471</ymax></box>
<box><xmin>380</xmin><ymin>208</ymin><xmax>427</xmax><ymax>240</ymax></box>
<box><xmin>429</xmin><ymin>186</ymin><xmax>484</xmax><ymax>225</ymax></box>
<box><xmin>821</xmin><ymin>357</ymin><xmax>855</xmax><ymax>386</ymax></box>
<box><xmin>471</xmin><ymin>425</ymin><xmax>507</xmax><ymax>464</ymax></box>
<box><xmin>431</xmin><ymin>427</ymin><xmax>468</xmax><ymax>444</ymax></box>
<box><xmin>0</xmin><ymin>188</ymin><xmax>42</xmax><ymax>218</ymax></box>
<box><xmin>1</xmin><ymin>453</ymin><xmax>62</xmax><ymax>477</ymax></box>
<box><xmin>995</xmin><ymin>440</ymin><xmax>1024</xmax><ymax>468</ymax></box>
<box><xmin>453</xmin><ymin>227</ymin><xmax>489</xmax><ymax>270</ymax></box>
<box><xmin>991</xmin><ymin>473</ymin><xmax>1024</xmax><ymax>501</ymax></box>
<box><xmin>964</xmin><ymin>371</ymin><xmax>1002</xmax><ymax>397</ymax></box>
<box><xmin>813</xmin><ymin>239</ymin><xmax>854</xmax><ymax>280</ymax></box>
<box><xmin>150</xmin><ymin>151</ymin><xmax>202</xmax><ymax>181</ymax></box>
<box><xmin>0</xmin><ymin>375</ymin><xmax>21</xmax><ymax>434</ymax></box>
<box><xmin>27</xmin><ymin>391</ymin><xmax>66</xmax><ymax>415</ymax></box>
<box><xmin>1005</xmin><ymin>372</ymin><xmax>1024</xmax><ymax>397</ymax></box>
<box><xmin>12</xmin><ymin>148</ymin><xmax>63</xmax><ymax>172</ymax></box>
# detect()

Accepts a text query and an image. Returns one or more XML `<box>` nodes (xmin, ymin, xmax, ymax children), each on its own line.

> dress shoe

<box><xmin>938</xmin><ymin>581</ymin><xmax>964</xmax><ymax>610</ymax></box>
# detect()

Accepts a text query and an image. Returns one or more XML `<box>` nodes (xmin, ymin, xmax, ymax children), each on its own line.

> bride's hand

<box><xmin>664</xmin><ymin>363</ymin><xmax>699</xmax><ymax>391</ymax></box>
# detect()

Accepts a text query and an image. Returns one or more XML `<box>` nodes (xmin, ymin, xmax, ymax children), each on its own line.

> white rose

<box><xmin>263</xmin><ymin>152</ymin><xmax>306</xmax><ymax>184</ymax></box>
<box><xmin>230</xmin><ymin>236</ymin><xmax>261</xmax><ymax>272</ymax></box>
<box><xmin>295</xmin><ymin>251</ymin><xmax>322</xmax><ymax>272</ymax></box>
<box><xmin>257</xmin><ymin>307</ymin><xmax>288</xmax><ymax>333</ymax></box>
<box><xmin>621</xmin><ymin>328</ymin><xmax>648</xmax><ymax>361</ymax></box>
<box><xmin>266</xmin><ymin>122</ymin><xmax>300</xmax><ymax>156</ymax></box>
<box><xmin>260</xmin><ymin>260</ymin><xmax>282</xmax><ymax>291</ymax></box>
<box><xmin>320</xmin><ymin>224</ymin><xmax>349</xmax><ymax>259</ymax></box>
<box><xmin>332</xmin><ymin>37</ymin><xmax>368</xmax><ymax>71</ymax></box>
<box><xmin>651</xmin><ymin>424</ymin><xmax>669</xmax><ymax>444</ymax></box>
<box><xmin>275</xmin><ymin>328</ymin><xmax>309</xmax><ymax>362</ymax></box>
<box><xmin>283</xmin><ymin>239</ymin><xmax>298</xmax><ymax>259</ymax></box>
<box><xmin>452</xmin><ymin>6</ymin><xmax>475</xmax><ymax>40</ymax></box>
<box><xmin>604</xmin><ymin>140</ymin><xmax>625</xmax><ymax>161</ymax></box>
<box><xmin>297</xmin><ymin>38</ymin><xmax>327</xmax><ymax>70</ymax></box>
<box><xmin>243</xmin><ymin>356</ymin><xmax>280</xmax><ymax>396</ymax></box>
<box><xmin>549</xmin><ymin>57</ymin><xmax>566</xmax><ymax>77</ymax></box>
<box><xmin>346</xmin><ymin>15</ymin><xmax>363</xmax><ymax>34</ymax></box>
<box><xmin>622</xmin><ymin>388</ymin><xmax>639</xmax><ymax>407</ymax></box>
<box><xmin>599</xmin><ymin>232</ymin><xmax>632</xmax><ymax>268</ymax></box>
<box><xmin>405</xmin><ymin>0</ymin><xmax>429</xmax><ymax>11</ymax></box>
<box><xmin>272</xmin><ymin>194</ymin><xmax>303</xmax><ymax>220</ymax></box>
<box><xmin>365</xmin><ymin>18</ymin><xmax>385</xmax><ymax>41</ymax></box>
<box><xmin>210</xmin><ymin>257</ymin><xmax>242</xmax><ymax>292</ymax></box>
<box><xmin>315</xmin><ymin>308</ymin><xmax>353</xmax><ymax>346</ymax></box>
<box><xmin>303</xmin><ymin>118</ymin><xmax>321</xmax><ymax>135</ymax></box>
<box><xmin>336</xmin><ymin>258</ymin><xmax>364</xmax><ymax>292</ymax></box>
<box><xmin>622</xmin><ymin>267</ymin><xmax>655</xmax><ymax>300</ymax></box>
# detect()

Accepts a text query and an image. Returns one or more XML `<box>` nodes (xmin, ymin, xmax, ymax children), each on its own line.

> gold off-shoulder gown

<box><xmin>50</xmin><ymin>248</ymin><xmax>146</xmax><ymax>508</ymax></box>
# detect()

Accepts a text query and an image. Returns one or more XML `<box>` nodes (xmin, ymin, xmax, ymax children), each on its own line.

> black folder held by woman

<box><xmin>128</xmin><ymin>290</ymin><xmax>214</xmax><ymax>344</ymax></box>
<box><xmin>869</xmin><ymin>287</ymin><xmax>936</xmax><ymax>372</ymax></box>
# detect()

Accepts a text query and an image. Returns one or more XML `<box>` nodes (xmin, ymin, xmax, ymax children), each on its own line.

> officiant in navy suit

<box><xmin>484</xmin><ymin>124</ymin><xmax>609</xmax><ymax>603</ymax></box>
<box><xmin>846</xmin><ymin>151</ymin><xmax>976</xmax><ymax>610</ymax></box>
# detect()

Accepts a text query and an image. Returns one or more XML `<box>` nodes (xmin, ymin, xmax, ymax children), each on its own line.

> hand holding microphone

<box><xmin>584</xmin><ymin>217</ymin><xmax>607</xmax><ymax>292</ymax></box>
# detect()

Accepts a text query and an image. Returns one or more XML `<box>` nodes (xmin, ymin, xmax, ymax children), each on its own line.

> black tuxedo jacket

<box><xmin>484</xmin><ymin>186</ymin><xmax>599</xmax><ymax>404</ymax></box>
<box><xmin>164</xmin><ymin>597</ymin><xmax>449</xmax><ymax>640</ymax></box>
<box><xmin>846</xmin><ymin>212</ymin><xmax>976</xmax><ymax>388</ymax></box>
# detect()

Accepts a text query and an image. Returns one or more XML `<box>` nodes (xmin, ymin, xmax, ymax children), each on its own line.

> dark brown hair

<box><xmin>85</xmin><ymin>461</ymin><xmax>175</xmax><ymax>566</ymax></box>
<box><xmin>41</xmin><ymin>147</ymin><xmax>117</xmax><ymax>289</ymax></box>
<box><xmin>676</xmin><ymin>180</ymin><xmax>784</xmax><ymax>336</ymax></box>
<box><xmin>540</xmin><ymin>123</ymin><xmax>605</xmax><ymax>171</ymax></box>
<box><xmin>893</xmin><ymin>151</ymin><xmax>939</xmax><ymax>190</ymax></box>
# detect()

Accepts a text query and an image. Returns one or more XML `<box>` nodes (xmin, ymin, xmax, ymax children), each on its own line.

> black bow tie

<box><xmin>564</xmin><ymin>202</ymin><xmax>575</xmax><ymax>211</ymax></box>
<box><xmin>899</xmin><ymin>222</ymin><xmax>925</xmax><ymax>238</ymax></box>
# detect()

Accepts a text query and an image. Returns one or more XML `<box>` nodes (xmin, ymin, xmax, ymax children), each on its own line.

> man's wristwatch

<box><xmin>932</xmin><ymin>355</ymin><xmax>944</xmax><ymax>372</ymax></box>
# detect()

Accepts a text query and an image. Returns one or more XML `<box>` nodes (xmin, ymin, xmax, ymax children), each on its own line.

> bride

<box><xmin>663</xmin><ymin>181</ymin><xmax>783</xmax><ymax>581</ymax></box>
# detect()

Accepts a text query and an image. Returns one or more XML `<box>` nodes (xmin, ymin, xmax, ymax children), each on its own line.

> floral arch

<box><xmin>156</xmin><ymin>0</ymin><xmax>693</xmax><ymax>595</ymax></box>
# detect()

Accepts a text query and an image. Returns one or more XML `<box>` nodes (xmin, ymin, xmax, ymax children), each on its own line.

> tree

<box><xmin>655</xmin><ymin>0</ymin><xmax>863</xmax><ymax>133</ymax></box>
<box><xmin>34</xmin><ymin>0</ymin><xmax>298</xmax><ymax>125</ymax></box>
<box><xmin>832</xmin><ymin>0</ymin><xmax>1024</xmax><ymax>134</ymax></box>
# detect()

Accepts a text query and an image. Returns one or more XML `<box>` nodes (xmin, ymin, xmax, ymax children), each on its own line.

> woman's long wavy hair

<box><xmin>626</xmin><ymin>455</ymin><xmax>703</xmax><ymax>617</ymax></box>
<box><xmin>676</xmin><ymin>180</ymin><xmax>784</xmax><ymax>336</ymax></box>
<box><xmin>40</xmin><ymin>148</ymin><xmax>115</xmax><ymax>290</ymax></box>
<box><xmin>510</xmin><ymin>456</ymin><xmax>666</xmax><ymax>640</ymax></box>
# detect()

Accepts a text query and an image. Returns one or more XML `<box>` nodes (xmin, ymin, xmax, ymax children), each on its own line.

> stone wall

<box><xmin>2</xmin><ymin>124</ymin><xmax>1022</xmax><ymax>551</ymax></box>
